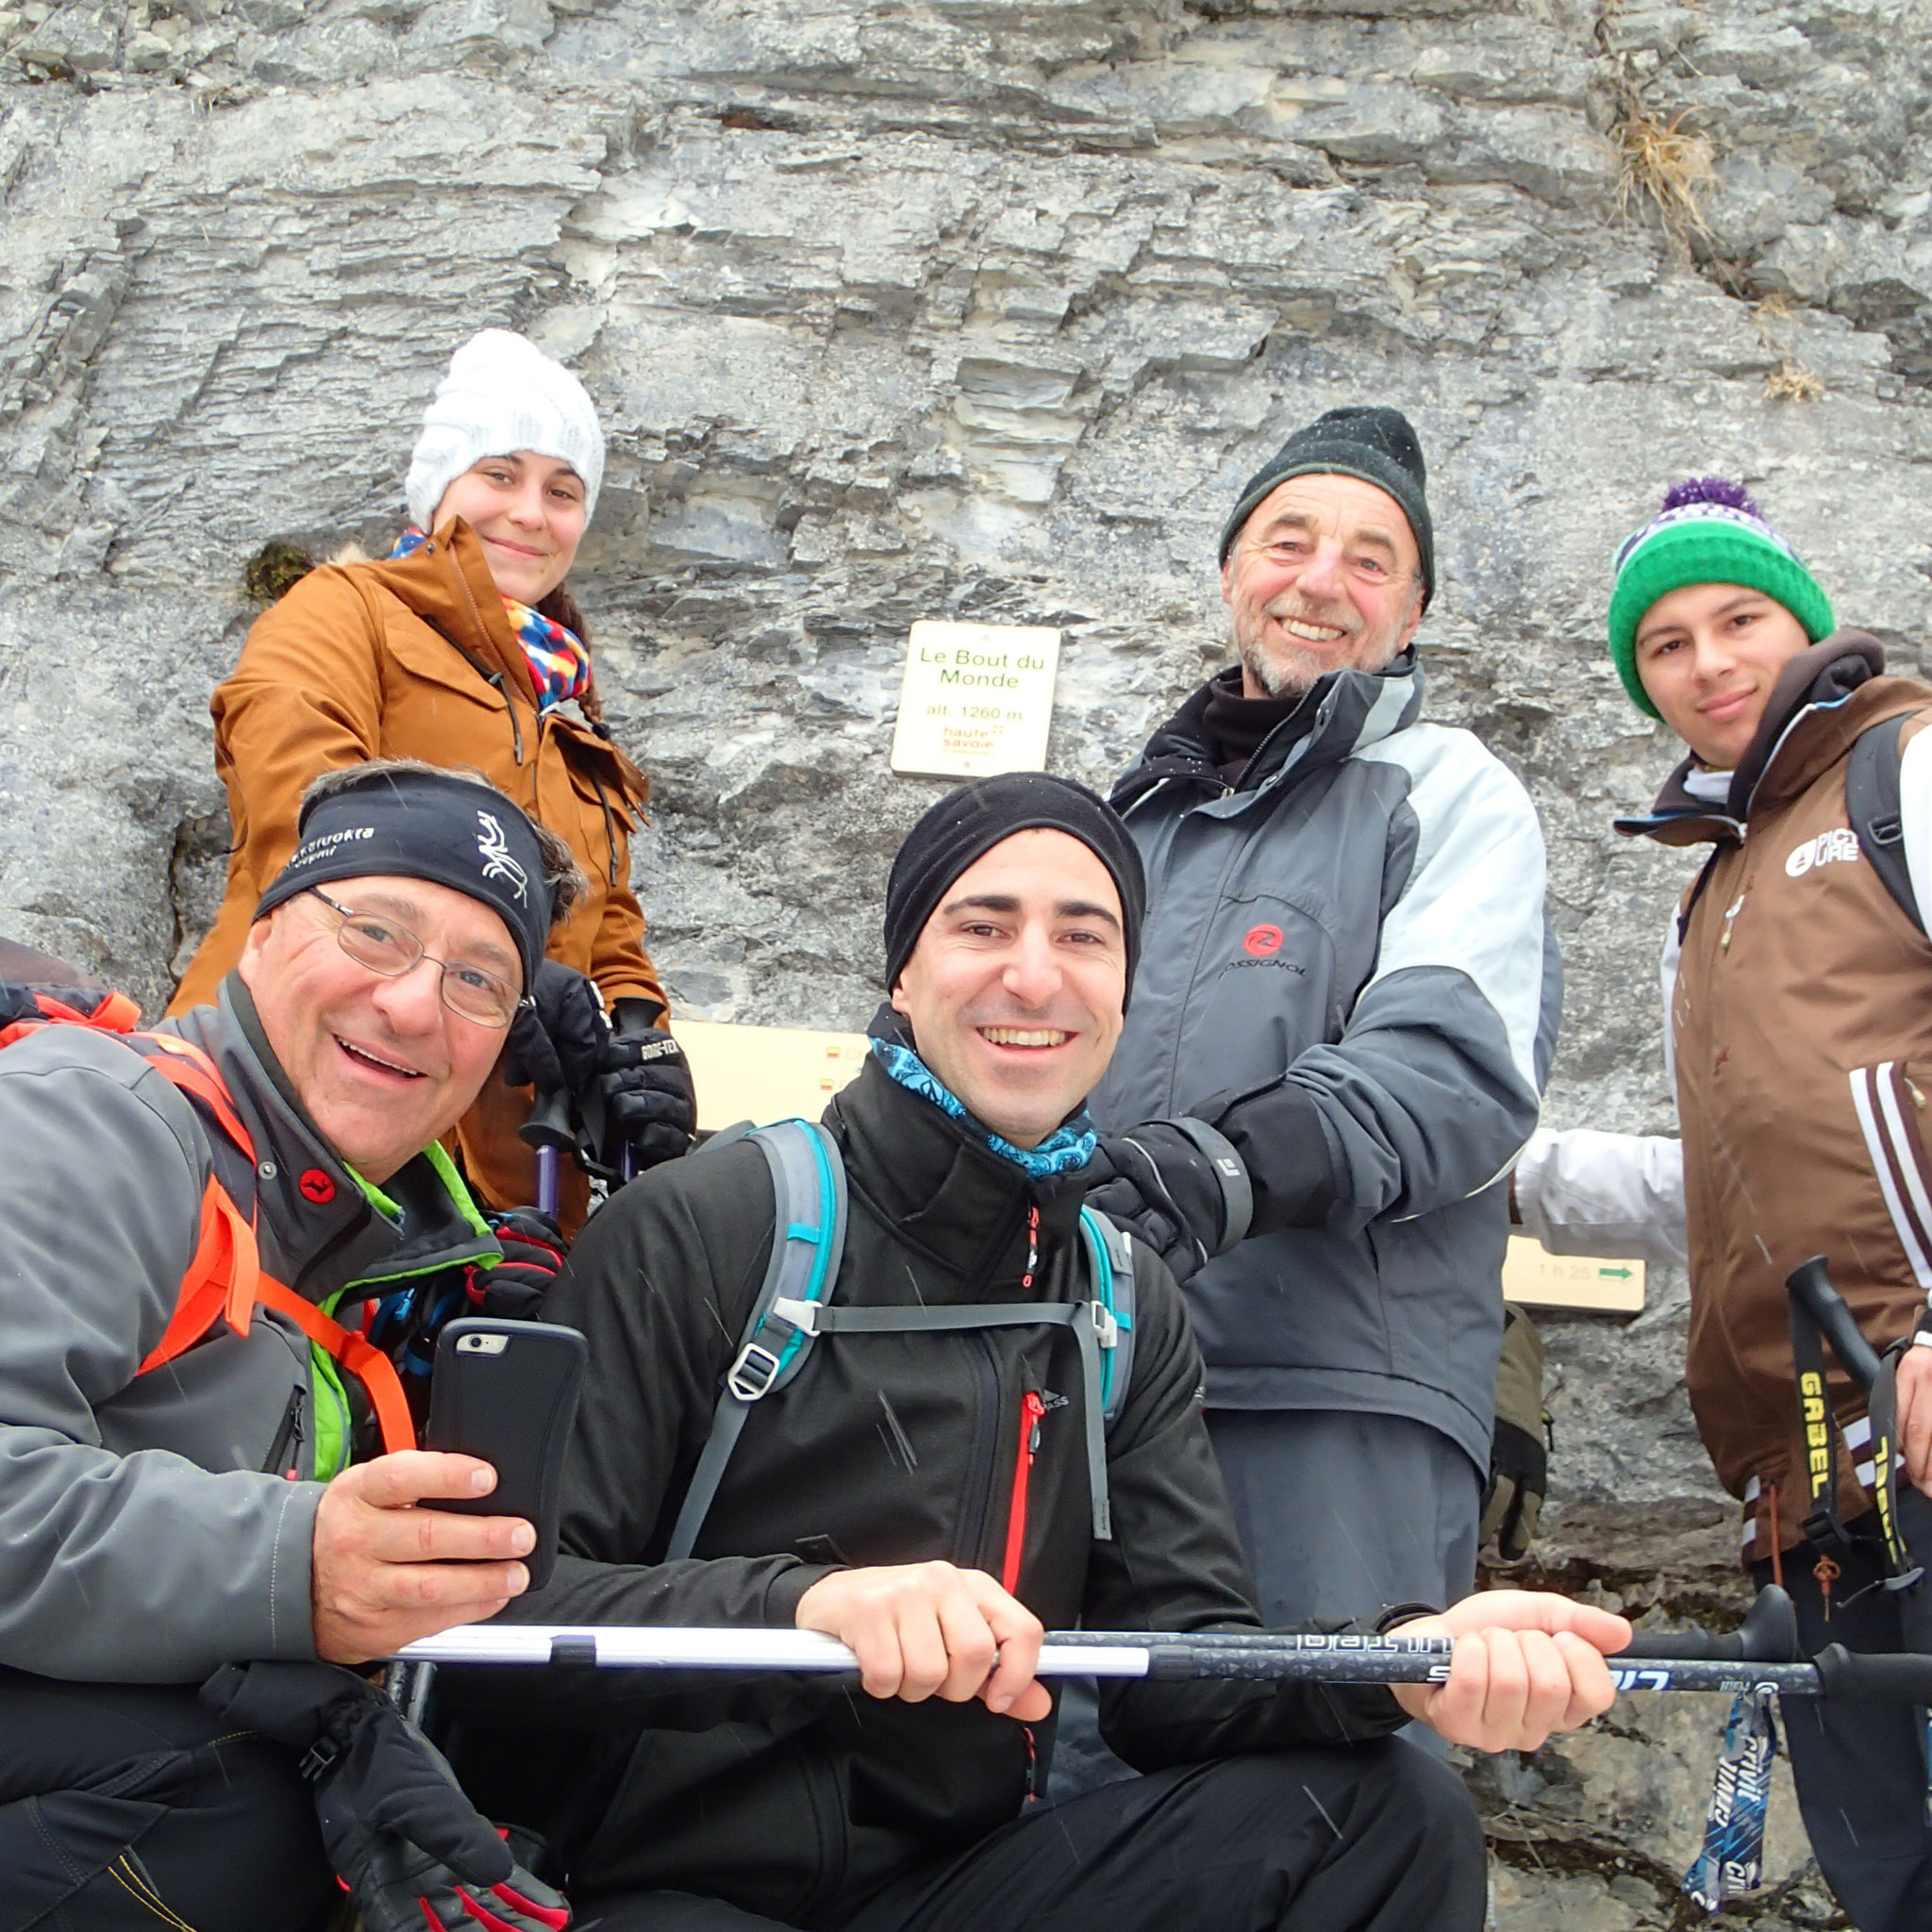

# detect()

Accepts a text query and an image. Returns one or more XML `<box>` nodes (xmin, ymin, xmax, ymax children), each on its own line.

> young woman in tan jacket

<box><xmin>171</xmin><ymin>328</ymin><xmax>693</xmax><ymax>1231</ymax></box>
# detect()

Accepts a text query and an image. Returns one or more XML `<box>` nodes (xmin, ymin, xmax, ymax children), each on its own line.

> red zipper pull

<box><xmin>1001</xmin><ymin>1391</ymin><xmax>1047</xmax><ymax>1595</ymax></box>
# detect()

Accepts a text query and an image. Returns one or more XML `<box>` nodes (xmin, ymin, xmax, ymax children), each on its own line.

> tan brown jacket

<box><xmin>170</xmin><ymin>522</ymin><xmax>667</xmax><ymax>1228</ymax></box>
<box><xmin>1625</xmin><ymin>637</ymin><xmax>1932</xmax><ymax>1558</ymax></box>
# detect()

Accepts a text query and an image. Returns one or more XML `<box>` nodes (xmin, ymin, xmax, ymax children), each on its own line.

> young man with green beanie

<box><xmin>1515</xmin><ymin>476</ymin><xmax>1932</xmax><ymax>1932</ymax></box>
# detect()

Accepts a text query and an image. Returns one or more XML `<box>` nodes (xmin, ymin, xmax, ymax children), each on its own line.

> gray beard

<box><xmin>1237</xmin><ymin>636</ymin><xmax>1325</xmax><ymax>697</ymax></box>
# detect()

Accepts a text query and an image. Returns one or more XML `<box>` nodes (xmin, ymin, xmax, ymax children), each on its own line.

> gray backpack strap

<box><xmin>670</xmin><ymin>1143</ymin><xmax>1132</xmax><ymax>1557</ymax></box>
<box><xmin>1847</xmin><ymin>712</ymin><xmax>1923</xmax><ymax>933</ymax></box>
<box><xmin>665</xmin><ymin>1120</ymin><xmax>845</xmax><ymax>1560</ymax></box>
<box><xmin>1079</xmin><ymin>1207</ymin><xmax>1137</xmax><ymax>1428</ymax></box>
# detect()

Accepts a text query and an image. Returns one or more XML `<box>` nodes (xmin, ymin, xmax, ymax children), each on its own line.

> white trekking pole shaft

<box><xmin>397</xmin><ymin>1623</ymin><xmax>1454</xmax><ymax>1685</ymax></box>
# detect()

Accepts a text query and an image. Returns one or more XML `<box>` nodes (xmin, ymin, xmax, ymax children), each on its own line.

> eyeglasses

<box><xmin>308</xmin><ymin>890</ymin><xmax>524</xmax><ymax>1029</ymax></box>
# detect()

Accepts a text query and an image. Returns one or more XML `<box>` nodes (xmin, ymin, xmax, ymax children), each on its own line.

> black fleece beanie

<box><xmin>1217</xmin><ymin>405</ymin><xmax>1434</xmax><ymax>610</ymax></box>
<box><xmin>883</xmin><ymin>773</ymin><xmax>1146</xmax><ymax>1004</ymax></box>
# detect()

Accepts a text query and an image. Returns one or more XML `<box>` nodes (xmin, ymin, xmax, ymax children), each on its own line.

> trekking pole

<box><xmin>391</xmin><ymin>1586</ymin><xmax>1932</xmax><ymax>1704</ymax></box>
<box><xmin>519</xmin><ymin>1085</ymin><xmax>574</xmax><ymax>1221</ymax></box>
<box><xmin>1788</xmin><ymin>1254</ymin><xmax>1884</xmax><ymax>1390</ymax></box>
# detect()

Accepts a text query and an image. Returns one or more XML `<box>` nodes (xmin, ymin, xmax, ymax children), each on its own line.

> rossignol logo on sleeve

<box><xmin>1785</xmin><ymin>828</ymin><xmax>1862</xmax><ymax>878</ymax></box>
<box><xmin>475</xmin><ymin>810</ymin><xmax>529</xmax><ymax>904</ymax></box>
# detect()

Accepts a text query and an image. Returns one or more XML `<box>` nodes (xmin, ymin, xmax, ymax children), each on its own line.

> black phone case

<box><xmin>424</xmin><ymin>1318</ymin><xmax>588</xmax><ymax>1591</ymax></box>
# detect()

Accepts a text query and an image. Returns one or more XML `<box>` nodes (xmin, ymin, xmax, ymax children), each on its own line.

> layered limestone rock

<box><xmin>6</xmin><ymin>2</ymin><xmax>1932</xmax><ymax>1921</ymax></box>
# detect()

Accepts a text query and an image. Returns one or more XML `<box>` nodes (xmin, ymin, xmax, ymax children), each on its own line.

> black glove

<box><xmin>1086</xmin><ymin>1118</ymin><xmax>1253</xmax><ymax>1283</ymax></box>
<box><xmin>199</xmin><ymin>1660</ymin><xmax>569</xmax><ymax>1932</ymax></box>
<box><xmin>502</xmin><ymin>961</ymin><xmax>608</xmax><ymax>1102</ymax></box>
<box><xmin>476</xmin><ymin>1208</ymin><xmax>569</xmax><ymax>1321</ymax></box>
<box><xmin>591</xmin><ymin>1000</ymin><xmax>697</xmax><ymax>1173</ymax></box>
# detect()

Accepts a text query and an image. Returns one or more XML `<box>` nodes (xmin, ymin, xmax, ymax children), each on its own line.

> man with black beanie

<box><xmin>442</xmin><ymin>771</ymin><xmax>1625</xmax><ymax>1930</ymax></box>
<box><xmin>0</xmin><ymin>759</ymin><xmax>580</xmax><ymax>1928</ymax></box>
<box><xmin>1085</xmin><ymin>405</ymin><xmax>1560</xmax><ymax>1649</ymax></box>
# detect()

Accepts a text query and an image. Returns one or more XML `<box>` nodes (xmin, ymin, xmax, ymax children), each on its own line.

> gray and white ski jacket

<box><xmin>1090</xmin><ymin>654</ymin><xmax>1558</xmax><ymax>1474</ymax></box>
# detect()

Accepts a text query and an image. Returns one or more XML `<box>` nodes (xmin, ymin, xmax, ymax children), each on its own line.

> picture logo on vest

<box><xmin>1243</xmin><ymin>924</ymin><xmax>1284</xmax><ymax>958</ymax></box>
<box><xmin>1785</xmin><ymin>828</ymin><xmax>1862</xmax><ymax>879</ymax></box>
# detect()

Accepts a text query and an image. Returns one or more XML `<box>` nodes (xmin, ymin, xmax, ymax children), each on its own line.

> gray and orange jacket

<box><xmin>0</xmin><ymin>976</ymin><xmax>498</xmax><ymax>1681</ymax></box>
<box><xmin>1620</xmin><ymin>635</ymin><xmax>1932</xmax><ymax>1558</ymax></box>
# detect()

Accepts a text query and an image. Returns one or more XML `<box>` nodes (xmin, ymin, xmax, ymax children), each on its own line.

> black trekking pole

<box><xmin>1786</xmin><ymin>1253</ymin><xmax>1924</xmax><ymax>1588</ymax></box>
<box><xmin>519</xmin><ymin>1084</ymin><xmax>574</xmax><ymax>1222</ymax></box>
<box><xmin>387</xmin><ymin>1084</ymin><xmax>572</xmax><ymax>1726</ymax></box>
<box><xmin>391</xmin><ymin>1584</ymin><xmax>1932</xmax><ymax>1705</ymax></box>
<box><xmin>1788</xmin><ymin>1255</ymin><xmax>1885</xmax><ymax>1390</ymax></box>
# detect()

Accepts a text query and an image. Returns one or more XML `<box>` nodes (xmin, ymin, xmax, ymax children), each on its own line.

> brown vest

<box><xmin>1659</xmin><ymin>669</ymin><xmax>1932</xmax><ymax>1557</ymax></box>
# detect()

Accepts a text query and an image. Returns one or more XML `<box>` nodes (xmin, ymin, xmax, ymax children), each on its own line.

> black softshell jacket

<box><xmin>446</xmin><ymin>1059</ymin><xmax>1404</xmax><ymax>1921</ymax></box>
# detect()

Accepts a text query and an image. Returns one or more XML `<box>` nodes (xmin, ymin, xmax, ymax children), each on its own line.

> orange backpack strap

<box><xmin>111</xmin><ymin>1032</ymin><xmax>415</xmax><ymax>1457</ymax></box>
<box><xmin>254</xmin><ymin>1278</ymin><xmax>416</xmax><ymax>1457</ymax></box>
<box><xmin>131</xmin><ymin>1032</ymin><xmax>256</xmax><ymax>1163</ymax></box>
<box><xmin>139</xmin><ymin>1178</ymin><xmax>260</xmax><ymax>1373</ymax></box>
<box><xmin>1</xmin><ymin>1001</ymin><xmax>418</xmax><ymax>1457</ymax></box>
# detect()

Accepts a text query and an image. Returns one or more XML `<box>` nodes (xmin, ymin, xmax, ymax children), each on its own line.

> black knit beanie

<box><xmin>254</xmin><ymin>766</ymin><xmax>554</xmax><ymax>993</ymax></box>
<box><xmin>1218</xmin><ymin>405</ymin><xmax>1434</xmax><ymax>610</ymax></box>
<box><xmin>883</xmin><ymin>773</ymin><xmax>1146</xmax><ymax>1003</ymax></box>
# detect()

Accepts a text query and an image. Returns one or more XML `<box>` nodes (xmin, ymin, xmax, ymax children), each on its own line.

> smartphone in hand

<box><xmin>424</xmin><ymin>1318</ymin><xmax>587</xmax><ymax>1591</ymax></box>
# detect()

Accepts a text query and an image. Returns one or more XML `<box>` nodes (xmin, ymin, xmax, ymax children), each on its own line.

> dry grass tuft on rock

<box><xmin>1765</xmin><ymin>359</ymin><xmax>1825</xmax><ymax>402</ymax></box>
<box><xmin>1614</xmin><ymin>94</ymin><xmax>1717</xmax><ymax>256</ymax></box>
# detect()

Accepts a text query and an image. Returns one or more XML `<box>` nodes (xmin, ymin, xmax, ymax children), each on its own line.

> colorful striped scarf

<box><xmin>392</xmin><ymin>527</ymin><xmax>590</xmax><ymax>714</ymax></box>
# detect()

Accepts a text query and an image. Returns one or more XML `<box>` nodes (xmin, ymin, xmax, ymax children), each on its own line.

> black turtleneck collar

<box><xmin>824</xmin><ymin>1057</ymin><xmax>1089</xmax><ymax>1305</ymax></box>
<box><xmin>1199</xmin><ymin>666</ymin><xmax>1323</xmax><ymax>783</ymax></box>
<box><xmin>1112</xmin><ymin>648</ymin><xmax>1422</xmax><ymax>813</ymax></box>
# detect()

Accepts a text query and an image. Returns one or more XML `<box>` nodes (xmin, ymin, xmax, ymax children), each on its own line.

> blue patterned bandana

<box><xmin>872</xmin><ymin>1039</ymin><xmax>1097</xmax><ymax>1178</ymax></box>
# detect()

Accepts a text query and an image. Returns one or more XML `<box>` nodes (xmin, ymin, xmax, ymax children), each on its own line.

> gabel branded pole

<box><xmin>392</xmin><ymin>1585</ymin><xmax>1932</xmax><ymax>1704</ymax></box>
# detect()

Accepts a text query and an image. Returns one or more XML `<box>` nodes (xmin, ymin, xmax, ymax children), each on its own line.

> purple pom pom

<box><xmin>1660</xmin><ymin>475</ymin><xmax>1760</xmax><ymax>517</ymax></box>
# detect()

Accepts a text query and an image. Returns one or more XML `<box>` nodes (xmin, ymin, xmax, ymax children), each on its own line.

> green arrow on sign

<box><xmin>1598</xmin><ymin>1267</ymin><xmax>1634</xmax><ymax>1280</ymax></box>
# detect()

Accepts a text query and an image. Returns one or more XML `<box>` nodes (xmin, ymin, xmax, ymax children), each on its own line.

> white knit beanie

<box><xmin>405</xmin><ymin>328</ymin><xmax>606</xmax><ymax>532</ymax></box>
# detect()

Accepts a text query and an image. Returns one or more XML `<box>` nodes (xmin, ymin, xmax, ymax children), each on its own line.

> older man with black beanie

<box><xmin>1085</xmin><ymin>405</ymin><xmax>1561</xmax><ymax>1657</ymax></box>
<box><xmin>446</xmin><ymin>770</ymin><xmax>1624</xmax><ymax>1932</ymax></box>
<box><xmin>0</xmin><ymin>759</ymin><xmax>581</xmax><ymax>1931</ymax></box>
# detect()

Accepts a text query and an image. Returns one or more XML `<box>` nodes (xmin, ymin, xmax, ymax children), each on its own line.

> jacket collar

<box><xmin>167</xmin><ymin>977</ymin><xmax>496</xmax><ymax>1303</ymax></box>
<box><xmin>355</xmin><ymin>522</ymin><xmax>648</xmax><ymax>804</ymax></box>
<box><xmin>1112</xmin><ymin>649</ymin><xmax>1425</xmax><ymax>816</ymax></box>
<box><xmin>358</xmin><ymin>520</ymin><xmax>540</xmax><ymax>710</ymax></box>
<box><xmin>1616</xmin><ymin>632</ymin><xmax>1902</xmax><ymax>848</ymax></box>
<box><xmin>825</xmin><ymin>1057</ymin><xmax>1088</xmax><ymax>1303</ymax></box>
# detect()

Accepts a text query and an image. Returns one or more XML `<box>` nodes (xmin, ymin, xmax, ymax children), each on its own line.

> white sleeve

<box><xmin>1513</xmin><ymin>1127</ymin><xmax>1687</xmax><ymax>1265</ymax></box>
<box><xmin>1659</xmin><ymin>911</ymin><xmax>1681</xmax><ymax>1092</ymax></box>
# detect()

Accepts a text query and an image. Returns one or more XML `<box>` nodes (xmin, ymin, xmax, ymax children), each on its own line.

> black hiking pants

<box><xmin>0</xmin><ymin>1670</ymin><xmax>335</xmax><ymax>1931</ymax></box>
<box><xmin>569</xmin><ymin>1740</ymin><xmax>1487</xmax><ymax>1932</ymax></box>
<box><xmin>1756</xmin><ymin>1491</ymin><xmax>1932</xmax><ymax>1932</ymax></box>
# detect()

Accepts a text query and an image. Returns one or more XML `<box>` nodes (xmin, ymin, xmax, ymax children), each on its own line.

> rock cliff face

<box><xmin>5</xmin><ymin>1</ymin><xmax>1931</xmax><ymax>1921</ymax></box>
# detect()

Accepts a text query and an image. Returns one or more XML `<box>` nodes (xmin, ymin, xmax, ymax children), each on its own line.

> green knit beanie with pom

<box><xmin>1607</xmin><ymin>477</ymin><xmax>1836</xmax><ymax>720</ymax></box>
